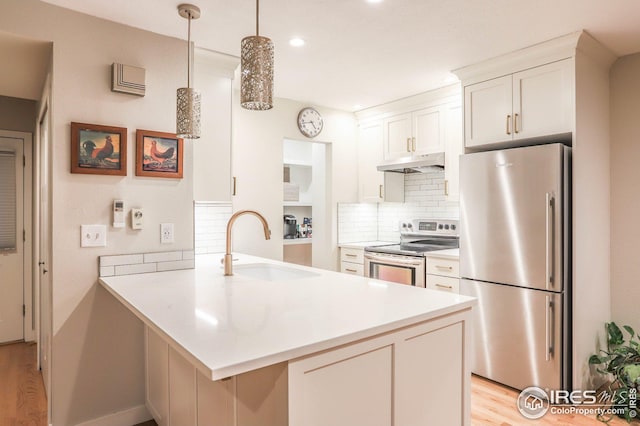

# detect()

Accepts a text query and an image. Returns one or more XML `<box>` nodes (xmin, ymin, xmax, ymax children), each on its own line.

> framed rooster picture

<box><xmin>135</xmin><ymin>129</ymin><xmax>183</xmax><ymax>178</ymax></box>
<box><xmin>71</xmin><ymin>122</ymin><xmax>127</xmax><ymax>175</ymax></box>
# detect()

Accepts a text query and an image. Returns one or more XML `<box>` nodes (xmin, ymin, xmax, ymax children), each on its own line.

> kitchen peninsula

<box><xmin>100</xmin><ymin>254</ymin><xmax>475</xmax><ymax>426</ymax></box>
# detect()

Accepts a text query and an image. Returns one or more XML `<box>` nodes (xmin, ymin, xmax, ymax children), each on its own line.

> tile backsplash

<box><xmin>194</xmin><ymin>201</ymin><xmax>233</xmax><ymax>255</ymax></box>
<box><xmin>99</xmin><ymin>249</ymin><xmax>195</xmax><ymax>277</ymax></box>
<box><xmin>338</xmin><ymin>170</ymin><xmax>459</xmax><ymax>243</ymax></box>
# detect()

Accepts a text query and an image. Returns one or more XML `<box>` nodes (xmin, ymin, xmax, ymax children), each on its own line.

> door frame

<box><xmin>0</xmin><ymin>130</ymin><xmax>34</xmax><ymax>342</ymax></box>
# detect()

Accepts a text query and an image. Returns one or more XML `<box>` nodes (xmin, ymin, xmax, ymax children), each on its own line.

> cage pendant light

<box><xmin>176</xmin><ymin>4</ymin><xmax>201</xmax><ymax>139</ymax></box>
<box><xmin>240</xmin><ymin>0</ymin><xmax>274</xmax><ymax>110</ymax></box>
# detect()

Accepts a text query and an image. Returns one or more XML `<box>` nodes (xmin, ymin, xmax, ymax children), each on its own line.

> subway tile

<box><xmin>99</xmin><ymin>266</ymin><xmax>115</xmax><ymax>277</ymax></box>
<box><xmin>114</xmin><ymin>263</ymin><xmax>157</xmax><ymax>276</ymax></box>
<box><xmin>157</xmin><ymin>259</ymin><xmax>195</xmax><ymax>272</ymax></box>
<box><xmin>144</xmin><ymin>251</ymin><xmax>183</xmax><ymax>263</ymax></box>
<box><xmin>182</xmin><ymin>250</ymin><xmax>195</xmax><ymax>260</ymax></box>
<box><xmin>100</xmin><ymin>254</ymin><xmax>144</xmax><ymax>267</ymax></box>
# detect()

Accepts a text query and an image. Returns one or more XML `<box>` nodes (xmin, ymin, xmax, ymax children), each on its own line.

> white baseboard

<box><xmin>75</xmin><ymin>404</ymin><xmax>152</xmax><ymax>426</ymax></box>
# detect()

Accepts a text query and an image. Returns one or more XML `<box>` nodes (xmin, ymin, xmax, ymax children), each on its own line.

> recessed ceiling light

<box><xmin>289</xmin><ymin>38</ymin><xmax>305</xmax><ymax>47</ymax></box>
<box><xmin>353</xmin><ymin>104</ymin><xmax>363</xmax><ymax>110</ymax></box>
<box><xmin>443</xmin><ymin>74</ymin><xmax>459</xmax><ymax>84</ymax></box>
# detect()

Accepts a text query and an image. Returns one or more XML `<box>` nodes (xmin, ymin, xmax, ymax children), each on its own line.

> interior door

<box><xmin>459</xmin><ymin>143</ymin><xmax>565</xmax><ymax>291</ymax></box>
<box><xmin>0</xmin><ymin>137</ymin><xmax>24</xmax><ymax>343</ymax></box>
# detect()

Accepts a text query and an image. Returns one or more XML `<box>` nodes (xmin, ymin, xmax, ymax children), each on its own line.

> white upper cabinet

<box><xmin>444</xmin><ymin>102</ymin><xmax>462</xmax><ymax>201</ymax></box>
<box><xmin>383</xmin><ymin>106</ymin><xmax>446</xmax><ymax>161</ymax></box>
<box><xmin>383</xmin><ymin>113</ymin><xmax>413</xmax><ymax>160</ymax></box>
<box><xmin>464</xmin><ymin>59</ymin><xmax>573</xmax><ymax>149</ymax></box>
<box><xmin>413</xmin><ymin>106</ymin><xmax>445</xmax><ymax>156</ymax></box>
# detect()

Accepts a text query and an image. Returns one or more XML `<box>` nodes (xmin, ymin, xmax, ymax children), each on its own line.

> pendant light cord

<box><xmin>256</xmin><ymin>0</ymin><xmax>259</xmax><ymax>36</ymax></box>
<box><xmin>187</xmin><ymin>12</ymin><xmax>192</xmax><ymax>88</ymax></box>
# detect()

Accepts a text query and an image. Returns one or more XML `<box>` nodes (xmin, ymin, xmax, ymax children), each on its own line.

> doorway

<box><xmin>282</xmin><ymin>138</ymin><xmax>332</xmax><ymax>269</ymax></box>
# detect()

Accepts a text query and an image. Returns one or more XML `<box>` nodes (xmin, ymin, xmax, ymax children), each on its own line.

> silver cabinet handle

<box><xmin>435</xmin><ymin>265</ymin><xmax>453</xmax><ymax>271</ymax></box>
<box><xmin>412</xmin><ymin>137</ymin><xmax>416</xmax><ymax>152</ymax></box>
<box><xmin>545</xmin><ymin>192</ymin><xmax>554</xmax><ymax>289</ymax></box>
<box><xmin>514</xmin><ymin>113</ymin><xmax>519</xmax><ymax>134</ymax></box>
<box><xmin>545</xmin><ymin>296</ymin><xmax>553</xmax><ymax>361</ymax></box>
<box><xmin>435</xmin><ymin>283</ymin><xmax>453</xmax><ymax>290</ymax></box>
<box><xmin>506</xmin><ymin>115</ymin><xmax>511</xmax><ymax>135</ymax></box>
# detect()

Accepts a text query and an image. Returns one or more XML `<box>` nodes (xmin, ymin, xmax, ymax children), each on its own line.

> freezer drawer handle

<box><xmin>546</xmin><ymin>193</ymin><xmax>554</xmax><ymax>289</ymax></box>
<box><xmin>545</xmin><ymin>296</ymin><xmax>554</xmax><ymax>361</ymax></box>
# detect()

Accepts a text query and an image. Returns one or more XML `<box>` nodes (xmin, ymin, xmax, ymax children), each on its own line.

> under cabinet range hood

<box><xmin>377</xmin><ymin>152</ymin><xmax>445</xmax><ymax>173</ymax></box>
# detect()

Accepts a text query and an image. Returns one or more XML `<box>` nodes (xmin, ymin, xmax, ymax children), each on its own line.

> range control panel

<box><xmin>399</xmin><ymin>219</ymin><xmax>459</xmax><ymax>236</ymax></box>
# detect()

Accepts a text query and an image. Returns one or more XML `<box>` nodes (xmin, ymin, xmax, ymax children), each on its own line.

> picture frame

<box><xmin>135</xmin><ymin>129</ymin><xmax>184</xmax><ymax>178</ymax></box>
<box><xmin>71</xmin><ymin>122</ymin><xmax>127</xmax><ymax>175</ymax></box>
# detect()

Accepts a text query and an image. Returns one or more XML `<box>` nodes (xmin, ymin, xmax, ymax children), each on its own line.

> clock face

<box><xmin>297</xmin><ymin>107</ymin><xmax>323</xmax><ymax>138</ymax></box>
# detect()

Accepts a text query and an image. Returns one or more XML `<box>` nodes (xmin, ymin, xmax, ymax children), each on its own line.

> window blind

<box><xmin>0</xmin><ymin>151</ymin><xmax>16</xmax><ymax>251</ymax></box>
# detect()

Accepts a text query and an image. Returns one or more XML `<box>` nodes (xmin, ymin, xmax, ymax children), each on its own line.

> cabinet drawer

<box><xmin>426</xmin><ymin>257</ymin><xmax>459</xmax><ymax>277</ymax></box>
<box><xmin>341</xmin><ymin>261</ymin><xmax>364</xmax><ymax>276</ymax></box>
<box><xmin>426</xmin><ymin>275</ymin><xmax>460</xmax><ymax>293</ymax></box>
<box><xmin>340</xmin><ymin>248</ymin><xmax>364</xmax><ymax>264</ymax></box>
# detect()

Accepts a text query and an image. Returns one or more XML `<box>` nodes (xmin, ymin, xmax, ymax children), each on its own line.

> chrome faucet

<box><xmin>223</xmin><ymin>210</ymin><xmax>271</xmax><ymax>276</ymax></box>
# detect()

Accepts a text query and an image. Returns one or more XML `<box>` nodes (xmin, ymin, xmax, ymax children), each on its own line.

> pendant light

<box><xmin>240</xmin><ymin>0</ymin><xmax>274</xmax><ymax>110</ymax></box>
<box><xmin>176</xmin><ymin>4</ymin><xmax>201</xmax><ymax>139</ymax></box>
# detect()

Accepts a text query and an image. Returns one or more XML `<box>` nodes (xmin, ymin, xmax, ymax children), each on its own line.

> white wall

<box><xmin>0</xmin><ymin>1</ymin><xmax>194</xmax><ymax>424</ymax></box>
<box><xmin>232</xmin><ymin>90</ymin><xmax>358</xmax><ymax>270</ymax></box>
<box><xmin>610</xmin><ymin>53</ymin><xmax>640</xmax><ymax>335</ymax></box>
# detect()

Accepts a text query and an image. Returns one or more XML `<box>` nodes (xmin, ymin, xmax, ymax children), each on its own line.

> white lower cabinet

<box><xmin>146</xmin><ymin>328</ymin><xmax>169</xmax><ymax>426</ymax></box>
<box><xmin>426</xmin><ymin>256</ymin><xmax>460</xmax><ymax>293</ymax></box>
<box><xmin>340</xmin><ymin>247</ymin><xmax>365</xmax><ymax>276</ymax></box>
<box><xmin>288</xmin><ymin>313</ymin><xmax>470</xmax><ymax>426</ymax></box>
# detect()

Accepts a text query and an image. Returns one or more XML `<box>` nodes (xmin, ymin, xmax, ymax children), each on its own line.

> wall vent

<box><xmin>111</xmin><ymin>63</ymin><xmax>146</xmax><ymax>96</ymax></box>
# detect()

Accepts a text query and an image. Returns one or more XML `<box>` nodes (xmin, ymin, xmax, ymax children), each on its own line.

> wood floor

<box><xmin>1</xmin><ymin>342</ymin><xmax>636</xmax><ymax>426</ymax></box>
<box><xmin>0</xmin><ymin>342</ymin><xmax>47</xmax><ymax>426</ymax></box>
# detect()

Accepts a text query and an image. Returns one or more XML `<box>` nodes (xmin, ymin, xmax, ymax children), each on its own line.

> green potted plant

<box><xmin>589</xmin><ymin>322</ymin><xmax>640</xmax><ymax>423</ymax></box>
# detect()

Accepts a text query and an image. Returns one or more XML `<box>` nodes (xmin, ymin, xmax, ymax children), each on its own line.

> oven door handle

<box><xmin>364</xmin><ymin>253</ymin><xmax>424</xmax><ymax>267</ymax></box>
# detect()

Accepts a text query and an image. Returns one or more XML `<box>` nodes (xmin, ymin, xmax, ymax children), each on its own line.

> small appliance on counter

<box><xmin>284</xmin><ymin>215</ymin><xmax>297</xmax><ymax>239</ymax></box>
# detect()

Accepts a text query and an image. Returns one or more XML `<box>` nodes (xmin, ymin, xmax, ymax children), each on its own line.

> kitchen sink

<box><xmin>233</xmin><ymin>263</ymin><xmax>320</xmax><ymax>281</ymax></box>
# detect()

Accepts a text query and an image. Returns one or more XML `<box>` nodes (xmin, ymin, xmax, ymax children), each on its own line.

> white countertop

<box><xmin>338</xmin><ymin>241</ymin><xmax>397</xmax><ymax>249</ymax></box>
<box><xmin>424</xmin><ymin>248</ymin><xmax>460</xmax><ymax>259</ymax></box>
<box><xmin>99</xmin><ymin>253</ymin><xmax>474</xmax><ymax>381</ymax></box>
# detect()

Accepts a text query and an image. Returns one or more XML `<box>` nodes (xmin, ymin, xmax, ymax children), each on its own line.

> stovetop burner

<box><xmin>364</xmin><ymin>219</ymin><xmax>459</xmax><ymax>257</ymax></box>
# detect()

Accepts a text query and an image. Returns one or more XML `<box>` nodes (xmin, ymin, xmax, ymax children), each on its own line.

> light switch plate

<box><xmin>160</xmin><ymin>223</ymin><xmax>174</xmax><ymax>244</ymax></box>
<box><xmin>81</xmin><ymin>224</ymin><xmax>107</xmax><ymax>247</ymax></box>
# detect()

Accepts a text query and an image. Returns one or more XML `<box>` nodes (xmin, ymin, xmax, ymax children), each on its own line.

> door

<box><xmin>464</xmin><ymin>75</ymin><xmax>512</xmax><ymax>148</ymax></box>
<box><xmin>459</xmin><ymin>143</ymin><xmax>566</xmax><ymax>291</ymax></box>
<box><xmin>0</xmin><ymin>137</ymin><xmax>24</xmax><ymax>343</ymax></box>
<box><xmin>460</xmin><ymin>279</ymin><xmax>562</xmax><ymax>391</ymax></box>
<box><xmin>412</xmin><ymin>105</ymin><xmax>444</xmax><ymax>155</ymax></box>
<box><xmin>382</xmin><ymin>112</ymin><xmax>412</xmax><ymax>160</ymax></box>
<box><xmin>513</xmin><ymin>59</ymin><xmax>573</xmax><ymax>140</ymax></box>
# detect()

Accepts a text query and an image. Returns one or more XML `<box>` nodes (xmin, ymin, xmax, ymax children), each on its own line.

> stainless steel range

<box><xmin>364</xmin><ymin>219</ymin><xmax>459</xmax><ymax>287</ymax></box>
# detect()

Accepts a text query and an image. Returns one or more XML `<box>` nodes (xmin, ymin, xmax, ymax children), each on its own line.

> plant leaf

<box><xmin>608</xmin><ymin>322</ymin><xmax>624</xmax><ymax>346</ymax></box>
<box><xmin>623</xmin><ymin>325</ymin><xmax>635</xmax><ymax>339</ymax></box>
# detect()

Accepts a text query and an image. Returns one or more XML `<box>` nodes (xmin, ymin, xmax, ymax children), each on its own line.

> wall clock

<box><xmin>297</xmin><ymin>107</ymin><xmax>323</xmax><ymax>138</ymax></box>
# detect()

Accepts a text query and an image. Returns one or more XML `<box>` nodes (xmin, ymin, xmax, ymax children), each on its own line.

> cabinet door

<box><xmin>357</xmin><ymin>121</ymin><xmax>384</xmax><ymax>202</ymax></box>
<box><xmin>169</xmin><ymin>347</ymin><xmax>197</xmax><ymax>426</ymax></box>
<box><xmin>444</xmin><ymin>102</ymin><xmax>462</xmax><ymax>201</ymax></box>
<box><xmin>146</xmin><ymin>328</ymin><xmax>169</xmax><ymax>426</ymax></box>
<box><xmin>412</xmin><ymin>105</ymin><xmax>444</xmax><ymax>155</ymax></box>
<box><xmin>512</xmin><ymin>59</ymin><xmax>573</xmax><ymax>140</ymax></box>
<box><xmin>382</xmin><ymin>112</ymin><xmax>412</xmax><ymax>160</ymax></box>
<box><xmin>464</xmin><ymin>75</ymin><xmax>512</xmax><ymax>148</ymax></box>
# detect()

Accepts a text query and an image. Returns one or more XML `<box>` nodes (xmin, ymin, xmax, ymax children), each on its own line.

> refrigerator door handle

<box><xmin>545</xmin><ymin>192</ymin><xmax>554</xmax><ymax>289</ymax></box>
<box><xmin>545</xmin><ymin>295</ymin><xmax>553</xmax><ymax>361</ymax></box>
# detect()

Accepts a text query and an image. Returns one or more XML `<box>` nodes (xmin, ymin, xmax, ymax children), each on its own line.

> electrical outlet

<box><xmin>160</xmin><ymin>223</ymin><xmax>174</xmax><ymax>244</ymax></box>
<box><xmin>81</xmin><ymin>224</ymin><xmax>107</xmax><ymax>247</ymax></box>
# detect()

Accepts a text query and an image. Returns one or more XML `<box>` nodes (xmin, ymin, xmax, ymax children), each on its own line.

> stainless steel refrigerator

<box><xmin>459</xmin><ymin>143</ymin><xmax>570</xmax><ymax>391</ymax></box>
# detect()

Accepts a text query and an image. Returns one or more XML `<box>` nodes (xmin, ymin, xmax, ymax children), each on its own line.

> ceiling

<box><xmin>32</xmin><ymin>0</ymin><xmax>640</xmax><ymax>111</ymax></box>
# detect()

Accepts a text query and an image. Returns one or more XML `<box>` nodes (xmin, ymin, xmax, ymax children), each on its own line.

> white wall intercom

<box><xmin>113</xmin><ymin>199</ymin><xmax>125</xmax><ymax>228</ymax></box>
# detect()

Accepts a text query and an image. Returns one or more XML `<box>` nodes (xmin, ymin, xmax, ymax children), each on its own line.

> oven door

<box><xmin>364</xmin><ymin>252</ymin><xmax>425</xmax><ymax>288</ymax></box>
